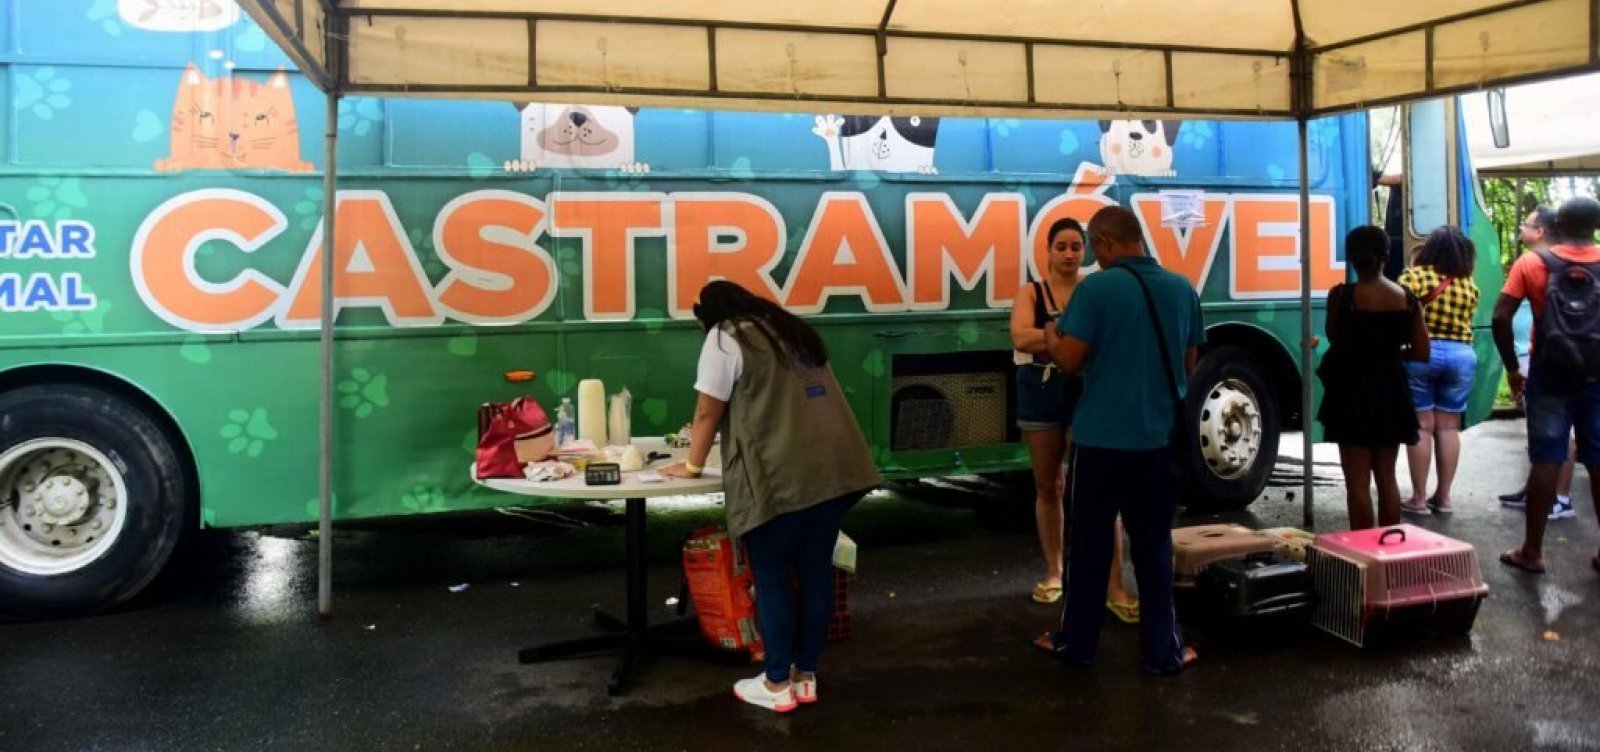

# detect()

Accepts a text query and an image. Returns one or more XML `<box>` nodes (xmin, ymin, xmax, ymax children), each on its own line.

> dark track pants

<box><xmin>1057</xmin><ymin>444</ymin><xmax>1186</xmax><ymax>674</ymax></box>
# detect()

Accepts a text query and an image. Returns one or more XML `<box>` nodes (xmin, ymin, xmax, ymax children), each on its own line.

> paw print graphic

<box><xmin>222</xmin><ymin>408</ymin><xmax>279</xmax><ymax>458</ymax></box>
<box><xmin>503</xmin><ymin>159</ymin><xmax>539</xmax><ymax>174</ymax></box>
<box><xmin>13</xmin><ymin>67</ymin><xmax>72</xmax><ymax>120</ymax></box>
<box><xmin>337</xmin><ymin>368</ymin><xmax>391</xmax><ymax>419</ymax></box>
<box><xmin>916</xmin><ymin>164</ymin><xmax>940</xmax><ymax>175</ymax></box>
<box><xmin>338</xmin><ymin>98</ymin><xmax>384</xmax><ymax>138</ymax></box>
<box><xmin>619</xmin><ymin>161</ymin><xmax>652</xmax><ymax>175</ymax></box>
<box><xmin>86</xmin><ymin>0</ymin><xmax>123</xmax><ymax>36</ymax></box>
<box><xmin>1058</xmin><ymin>129</ymin><xmax>1081</xmax><ymax>156</ymax></box>
<box><xmin>407</xmin><ymin>228</ymin><xmax>444</xmax><ymax>280</ymax></box>
<box><xmin>400</xmin><ymin>484</ymin><xmax>448</xmax><ymax>513</ymax></box>
<box><xmin>292</xmin><ymin>187</ymin><xmax>325</xmax><ymax>232</ymax></box>
<box><xmin>1179</xmin><ymin>121</ymin><xmax>1214</xmax><ymax>151</ymax></box>
<box><xmin>50</xmin><ymin>299</ymin><xmax>108</xmax><ymax>335</ymax></box>
<box><xmin>27</xmin><ymin>177</ymin><xmax>88</xmax><ymax>221</ymax></box>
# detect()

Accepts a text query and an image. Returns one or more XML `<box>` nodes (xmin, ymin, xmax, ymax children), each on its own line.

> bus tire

<box><xmin>1179</xmin><ymin>347</ymin><xmax>1279</xmax><ymax>512</ymax></box>
<box><xmin>0</xmin><ymin>385</ymin><xmax>190</xmax><ymax>617</ymax></box>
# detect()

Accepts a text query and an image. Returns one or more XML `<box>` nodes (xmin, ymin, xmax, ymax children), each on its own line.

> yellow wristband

<box><xmin>683</xmin><ymin>460</ymin><xmax>703</xmax><ymax>475</ymax></box>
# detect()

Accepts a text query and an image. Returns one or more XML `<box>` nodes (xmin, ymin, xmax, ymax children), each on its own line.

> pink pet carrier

<box><xmin>1308</xmin><ymin>524</ymin><xmax>1489</xmax><ymax>647</ymax></box>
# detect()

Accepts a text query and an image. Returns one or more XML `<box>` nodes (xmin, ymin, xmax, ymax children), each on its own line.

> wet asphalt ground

<box><xmin>3</xmin><ymin>417</ymin><xmax>1598</xmax><ymax>752</ymax></box>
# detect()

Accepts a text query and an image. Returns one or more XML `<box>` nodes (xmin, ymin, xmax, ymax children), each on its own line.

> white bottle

<box><xmin>576</xmin><ymin>379</ymin><xmax>608</xmax><ymax>446</ymax></box>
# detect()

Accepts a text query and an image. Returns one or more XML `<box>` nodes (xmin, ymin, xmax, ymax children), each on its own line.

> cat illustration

<box><xmin>155</xmin><ymin>64</ymin><xmax>313</xmax><ymax>173</ymax></box>
<box><xmin>118</xmin><ymin>0</ymin><xmax>241</xmax><ymax>32</ymax></box>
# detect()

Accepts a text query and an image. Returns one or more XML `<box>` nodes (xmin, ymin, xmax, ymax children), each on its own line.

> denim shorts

<box><xmin>1524</xmin><ymin>370</ymin><xmax>1600</xmax><ymax>465</ymax></box>
<box><xmin>1404</xmin><ymin>339</ymin><xmax>1477</xmax><ymax>413</ymax></box>
<box><xmin>1016</xmin><ymin>364</ymin><xmax>1082</xmax><ymax>431</ymax></box>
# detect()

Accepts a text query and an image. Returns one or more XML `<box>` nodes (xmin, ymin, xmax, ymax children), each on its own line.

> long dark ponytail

<box><xmin>691</xmin><ymin>280</ymin><xmax>828</xmax><ymax>368</ymax></box>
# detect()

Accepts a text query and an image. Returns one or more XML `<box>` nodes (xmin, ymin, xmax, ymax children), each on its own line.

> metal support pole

<box><xmin>318</xmin><ymin>88</ymin><xmax>339</xmax><ymax>619</ymax></box>
<box><xmin>1298</xmin><ymin>116</ymin><xmax>1315</xmax><ymax>529</ymax></box>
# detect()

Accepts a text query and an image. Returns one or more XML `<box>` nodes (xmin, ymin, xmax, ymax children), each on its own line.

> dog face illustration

<box><xmin>517</xmin><ymin>104</ymin><xmax>637</xmax><ymax>169</ymax></box>
<box><xmin>1097</xmin><ymin>119</ymin><xmax>1181</xmax><ymax>177</ymax></box>
<box><xmin>814</xmin><ymin>115</ymin><xmax>940</xmax><ymax>173</ymax></box>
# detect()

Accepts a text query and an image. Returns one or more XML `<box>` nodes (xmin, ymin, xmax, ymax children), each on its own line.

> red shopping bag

<box><xmin>475</xmin><ymin>398</ymin><xmax>553</xmax><ymax>479</ymax></box>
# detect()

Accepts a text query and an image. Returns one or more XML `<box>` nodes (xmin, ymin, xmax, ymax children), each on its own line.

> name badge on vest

<box><xmin>805</xmin><ymin>383</ymin><xmax>826</xmax><ymax>399</ymax></box>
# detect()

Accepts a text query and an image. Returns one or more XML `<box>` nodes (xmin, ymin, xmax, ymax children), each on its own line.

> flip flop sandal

<box><xmin>1427</xmin><ymin>497</ymin><xmax>1454</xmax><ymax>515</ymax></box>
<box><xmin>1106</xmin><ymin>600</ymin><xmax>1141</xmax><ymax>624</ymax></box>
<box><xmin>1499</xmin><ymin>549</ymin><xmax>1547</xmax><ymax>575</ymax></box>
<box><xmin>1400</xmin><ymin>502</ymin><xmax>1431</xmax><ymax>515</ymax></box>
<box><xmin>1031</xmin><ymin>582</ymin><xmax>1063</xmax><ymax>604</ymax></box>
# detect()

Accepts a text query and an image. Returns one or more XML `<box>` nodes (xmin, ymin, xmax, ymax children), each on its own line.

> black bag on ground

<box><xmin>1195</xmin><ymin>551</ymin><xmax>1314</xmax><ymax>622</ymax></box>
<box><xmin>1534</xmin><ymin>249</ymin><xmax>1600</xmax><ymax>390</ymax></box>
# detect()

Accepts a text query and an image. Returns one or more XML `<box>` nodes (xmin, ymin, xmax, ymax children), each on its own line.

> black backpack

<box><xmin>1534</xmin><ymin>248</ymin><xmax>1600</xmax><ymax>389</ymax></box>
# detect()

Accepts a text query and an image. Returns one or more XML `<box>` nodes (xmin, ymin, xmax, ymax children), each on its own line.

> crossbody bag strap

<box><xmin>1419</xmin><ymin>275</ymin><xmax>1453</xmax><ymax>306</ymax></box>
<box><xmin>1119</xmin><ymin>265</ymin><xmax>1182</xmax><ymax>411</ymax></box>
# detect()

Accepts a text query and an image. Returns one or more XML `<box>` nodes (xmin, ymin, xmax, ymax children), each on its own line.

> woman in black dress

<box><xmin>1317</xmin><ymin>226</ymin><xmax>1431</xmax><ymax>529</ymax></box>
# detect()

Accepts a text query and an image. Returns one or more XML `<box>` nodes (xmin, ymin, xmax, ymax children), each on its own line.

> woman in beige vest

<box><xmin>663</xmin><ymin>280</ymin><xmax>880</xmax><ymax>713</ymax></box>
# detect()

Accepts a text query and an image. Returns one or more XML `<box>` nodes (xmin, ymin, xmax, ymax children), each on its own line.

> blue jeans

<box><xmin>742</xmin><ymin>494</ymin><xmax>858</xmax><ymax>683</ymax></box>
<box><xmin>1405</xmin><ymin>339</ymin><xmax>1477</xmax><ymax>413</ymax></box>
<box><xmin>1058</xmin><ymin>444</ymin><xmax>1185</xmax><ymax>674</ymax></box>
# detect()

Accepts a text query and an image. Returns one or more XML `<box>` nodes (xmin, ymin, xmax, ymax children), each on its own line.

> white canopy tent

<box><xmin>233</xmin><ymin>0</ymin><xmax>1600</xmax><ymax>615</ymax></box>
<box><xmin>1464</xmin><ymin>71</ymin><xmax>1600</xmax><ymax>176</ymax></box>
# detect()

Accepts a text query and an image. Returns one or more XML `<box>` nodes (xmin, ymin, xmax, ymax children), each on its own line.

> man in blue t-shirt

<box><xmin>1043</xmin><ymin>205</ymin><xmax>1204</xmax><ymax>675</ymax></box>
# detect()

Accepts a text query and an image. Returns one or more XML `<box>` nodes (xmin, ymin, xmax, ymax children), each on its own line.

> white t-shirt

<box><xmin>694</xmin><ymin>329</ymin><xmax>744</xmax><ymax>401</ymax></box>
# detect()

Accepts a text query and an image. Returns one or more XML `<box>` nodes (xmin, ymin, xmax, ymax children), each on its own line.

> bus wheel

<box><xmin>0</xmin><ymin>385</ymin><xmax>189</xmax><ymax>617</ymax></box>
<box><xmin>1180</xmin><ymin>347</ymin><xmax>1279</xmax><ymax>512</ymax></box>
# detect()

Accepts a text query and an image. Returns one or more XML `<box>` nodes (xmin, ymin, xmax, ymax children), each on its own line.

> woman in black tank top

<box><xmin>1009</xmin><ymin>218</ymin><xmax>1136</xmax><ymax>618</ymax></box>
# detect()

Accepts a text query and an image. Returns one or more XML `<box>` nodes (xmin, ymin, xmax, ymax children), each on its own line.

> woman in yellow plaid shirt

<box><xmin>1398</xmin><ymin>227</ymin><xmax>1480</xmax><ymax>515</ymax></box>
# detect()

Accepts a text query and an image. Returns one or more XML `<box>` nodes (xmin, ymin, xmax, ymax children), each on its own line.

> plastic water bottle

<box><xmin>555</xmin><ymin>398</ymin><xmax>576</xmax><ymax>446</ymax></box>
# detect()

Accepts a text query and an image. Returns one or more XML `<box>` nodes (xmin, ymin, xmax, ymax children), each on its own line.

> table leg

<box><xmin>517</xmin><ymin>496</ymin><xmax>748</xmax><ymax>696</ymax></box>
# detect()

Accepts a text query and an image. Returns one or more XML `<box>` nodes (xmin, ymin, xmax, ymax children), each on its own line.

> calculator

<box><xmin>585</xmin><ymin>462</ymin><xmax>622</xmax><ymax>486</ymax></box>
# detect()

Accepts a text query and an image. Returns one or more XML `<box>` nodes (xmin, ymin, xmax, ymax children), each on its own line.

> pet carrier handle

<box><xmin>1379</xmin><ymin>528</ymin><xmax>1407</xmax><ymax>545</ymax></box>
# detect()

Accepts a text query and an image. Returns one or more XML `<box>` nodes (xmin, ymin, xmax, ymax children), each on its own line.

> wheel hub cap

<box><xmin>0</xmin><ymin>440</ymin><xmax>127</xmax><ymax>576</ymax></box>
<box><xmin>36</xmin><ymin>476</ymin><xmax>92</xmax><ymax>526</ymax></box>
<box><xmin>1197</xmin><ymin>379</ymin><xmax>1264</xmax><ymax>480</ymax></box>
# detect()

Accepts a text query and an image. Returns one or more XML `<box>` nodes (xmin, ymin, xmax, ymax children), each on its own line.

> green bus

<box><xmin>0</xmin><ymin>2</ymin><xmax>1502</xmax><ymax>615</ymax></box>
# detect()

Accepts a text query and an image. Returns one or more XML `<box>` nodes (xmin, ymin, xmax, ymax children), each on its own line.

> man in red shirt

<box><xmin>1491</xmin><ymin>196</ymin><xmax>1600</xmax><ymax>575</ymax></box>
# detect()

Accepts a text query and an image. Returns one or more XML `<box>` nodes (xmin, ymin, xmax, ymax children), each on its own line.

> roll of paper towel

<box><xmin>576</xmin><ymin>379</ymin><xmax>608</xmax><ymax>446</ymax></box>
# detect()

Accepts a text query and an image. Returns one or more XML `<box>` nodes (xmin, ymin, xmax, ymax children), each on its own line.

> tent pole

<box><xmin>318</xmin><ymin>88</ymin><xmax>339</xmax><ymax>619</ymax></box>
<box><xmin>1298</xmin><ymin>116</ymin><xmax>1315</xmax><ymax>529</ymax></box>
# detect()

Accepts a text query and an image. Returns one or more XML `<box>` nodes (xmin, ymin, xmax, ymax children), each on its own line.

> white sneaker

<box><xmin>1550</xmin><ymin>496</ymin><xmax>1577</xmax><ymax>520</ymax></box>
<box><xmin>733</xmin><ymin>675</ymin><xmax>796</xmax><ymax>713</ymax></box>
<box><xmin>793</xmin><ymin>675</ymin><xmax>818</xmax><ymax>705</ymax></box>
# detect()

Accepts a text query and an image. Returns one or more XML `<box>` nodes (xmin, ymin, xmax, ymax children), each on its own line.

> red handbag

<box><xmin>475</xmin><ymin>398</ymin><xmax>554</xmax><ymax>479</ymax></box>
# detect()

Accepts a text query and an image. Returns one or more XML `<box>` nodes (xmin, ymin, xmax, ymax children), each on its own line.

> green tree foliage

<box><xmin>1480</xmin><ymin>177</ymin><xmax>1552</xmax><ymax>270</ymax></box>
